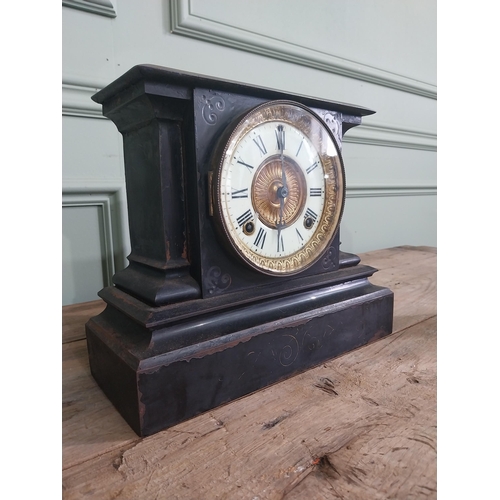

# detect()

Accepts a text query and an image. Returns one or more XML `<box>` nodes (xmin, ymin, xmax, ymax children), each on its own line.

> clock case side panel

<box><xmin>95</xmin><ymin>83</ymin><xmax>201</xmax><ymax>306</ymax></box>
<box><xmin>192</xmin><ymin>88</ymin><xmax>346</xmax><ymax>299</ymax></box>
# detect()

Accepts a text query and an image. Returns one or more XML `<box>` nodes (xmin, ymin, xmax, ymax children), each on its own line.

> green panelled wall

<box><xmin>62</xmin><ymin>0</ymin><xmax>436</xmax><ymax>305</ymax></box>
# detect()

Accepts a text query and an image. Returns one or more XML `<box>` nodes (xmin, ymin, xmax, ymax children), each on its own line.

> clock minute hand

<box><xmin>278</xmin><ymin>124</ymin><xmax>288</xmax><ymax>193</ymax></box>
<box><xmin>276</xmin><ymin>124</ymin><xmax>287</xmax><ymax>253</ymax></box>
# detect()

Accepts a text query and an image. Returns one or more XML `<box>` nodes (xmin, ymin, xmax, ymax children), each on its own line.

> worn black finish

<box><xmin>86</xmin><ymin>265</ymin><xmax>393</xmax><ymax>437</ymax></box>
<box><xmin>86</xmin><ymin>65</ymin><xmax>393</xmax><ymax>437</ymax></box>
<box><xmin>91</xmin><ymin>65</ymin><xmax>374</xmax><ymax>304</ymax></box>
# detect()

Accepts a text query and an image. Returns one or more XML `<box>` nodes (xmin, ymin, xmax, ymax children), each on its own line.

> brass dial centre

<box><xmin>251</xmin><ymin>155</ymin><xmax>307</xmax><ymax>229</ymax></box>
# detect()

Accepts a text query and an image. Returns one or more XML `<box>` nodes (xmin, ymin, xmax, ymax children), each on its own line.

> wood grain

<box><xmin>62</xmin><ymin>300</ymin><xmax>105</xmax><ymax>344</ymax></box>
<box><xmin>360</xmin><ymin>245</ymin><xmax>436</xmax><ymax>332</ymax></box>
<box><xmin>62</xmin><ymin>246</ymin><xmax>437</xmax><ymax>499</ymax></box>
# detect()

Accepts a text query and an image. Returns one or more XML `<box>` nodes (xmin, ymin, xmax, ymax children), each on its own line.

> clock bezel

<box><xmin>210</xmin><ymin>100</ymin><xmax>346</xmax><ymax>277</ymax></box>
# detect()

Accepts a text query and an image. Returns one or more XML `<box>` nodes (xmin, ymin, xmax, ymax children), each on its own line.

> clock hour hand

<box><xmin>276</xmin><ymin>192</ymin><xmax>285</xmax><ymax>252</ymax></box>
<box><xmin>276</xmin><ymin>196</ymin><xmax>284</xmax><ymax>252</ymax></box>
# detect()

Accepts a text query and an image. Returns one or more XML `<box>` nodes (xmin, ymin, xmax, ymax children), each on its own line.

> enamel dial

<box><xmin>211</xmin><ymin>100</ymin><xmax>345</xmax><ymax>276</ymax></box>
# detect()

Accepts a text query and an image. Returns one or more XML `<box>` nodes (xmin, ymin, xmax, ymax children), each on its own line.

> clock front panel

<box><xmin>191</xmin><ymin>89</ymin><xmax>344</xmax><ymax>298</ymax></box>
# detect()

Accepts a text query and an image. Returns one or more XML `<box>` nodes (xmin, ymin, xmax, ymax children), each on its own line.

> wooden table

<box><xmin>62</xmin><ymin>246</ymin><xmax>437</xmax><ymax>499</ymax></box>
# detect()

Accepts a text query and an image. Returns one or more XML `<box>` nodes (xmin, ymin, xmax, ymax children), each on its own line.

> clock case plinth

<box><xmin>86</xmin><ymin>65</ymin><xmax>394</xmax><ymax>437</ymax></box>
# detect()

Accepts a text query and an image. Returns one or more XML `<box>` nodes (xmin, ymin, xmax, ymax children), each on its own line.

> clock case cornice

<box><xmin>86</xmin><ymin>65</ymin><xmax>393</xmax><ymax>437</ymax></box>
<box><xmin>92</xmin><ymin>64</ymin><xmax>375</xmax><ymax>121</ymax></box>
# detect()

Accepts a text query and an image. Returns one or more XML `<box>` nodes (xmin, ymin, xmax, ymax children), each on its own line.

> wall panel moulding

<box><xmin>62</xmin><ymin>0</ymin><xmax>117</xmax><ymax>18</ymax></box>
<box><xmin>170</xmin><ymin>0</ymin><xmax>437</xmax><ymax>99</ymax></box>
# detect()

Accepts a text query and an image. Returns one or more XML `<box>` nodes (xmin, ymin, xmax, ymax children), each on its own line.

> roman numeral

<box><xmin>236</xmin><ymin>209</ymin><xmax>253</xmax><ymax>227</ymax></box>
<box><xmin>277</xmin><ymin>234</ymin><xmax>285</xmax><ymax>253</ymax></box>
<box><xmin>236</xmin><ymin>159</ymin><xmax>254</xmax><ymax>173</ymax></box>
<box><xmin>295</xmin><ymin>139</ymin><xmax>303</xmax><ymax>157</ymax></box>
<box><xmin>309</xmin><ymin>187</ymin><xmax>322</xmax><ymax>197</ymax></box>
<box><xmin>254</xmin><ymin>227</ymin><xmax>267</xmax><ymax>249</ymax></box>
<box><xmin>305</xmin><ymin>208</ymin><xmax>318</xmax><ymax>222</ymax></box>
<box><xmin>296</xmin><ymin>228</ymin><xmax>304</xmax><ymax>242</ymax></box>
<box><xmin>275</xmin><ymin>125</ymin><xmax>285</xmax><ymax>151</ymax></box>
<box><xmin>253</xmin><ymin>135</ymin><xmax>267</xmax><ymax>156</ymax></box>
<box><xmin>306</xmin><ymin>161</ymin><xmax>319</xmax><ymax>174</ymax></box>
<box><xmin>231</xmin><ymin>188</ymin><xmax>248</xmax><ymax>199</ymax></box>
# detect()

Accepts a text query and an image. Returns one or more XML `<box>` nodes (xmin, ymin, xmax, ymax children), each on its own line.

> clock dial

<box><xmin>211</xmin><ymin>101</ymin><xmax>345</xmax><ymax>276</ymax></box>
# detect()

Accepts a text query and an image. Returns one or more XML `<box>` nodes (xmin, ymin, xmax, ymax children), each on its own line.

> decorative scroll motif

<box><xmin>278</xmin><ymin>327</ymin><xmax>321</xmax><ymax>366</ymax></box>
<box><xmin>206</xmin><ymin>266</ymin><xmax>231</xmax><ymax>294</ymax></box>
<box><xmin>315</xmin><ymin>110</ymin><xmax>343</xmax><ymax>148</ymax></box>
<box><xmin>322</xmin><ymin>247</ymin><xmax>337</xmax><ymax>270</ymax></box>
<box><xmin>201</xmin><ymin>94</ymin><xmax>226</xmax><ymax>124</ymax></box>
<box><xmin>302</xmin><ymin>330</ymin><xmax>320</xmax><ymax>352</ymax></box>
<box><xmin>279</xmin><ymin>334</ymin><xmax>299</xmax><ymax>366</ymax></box>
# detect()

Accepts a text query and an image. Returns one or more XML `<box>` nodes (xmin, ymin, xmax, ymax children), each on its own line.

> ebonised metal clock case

<box><xmin>86</xmin><ymin>64</ymin><xmax>394</xmax><ymax>437</ymax></box>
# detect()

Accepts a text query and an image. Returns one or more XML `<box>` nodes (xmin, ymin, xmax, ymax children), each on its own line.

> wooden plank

<box><xmin>62</xmin><ymin>315</ymin><xmax>436</xmax><ymax>499</ymax></box>
<box><xmin>360</xmin><ymin>246</ymin><xmax>436</xmax><ymax>332</ymax></box>
<box><xmin>62</xmin><ymin>300</ymin><xmax>105</xmax><ymax>344</ymax></box>
<box><xmin>62</xmin><ymin>246</ymin><xmax>437</xmax><ymax>499</ymax></box>
<box><xmin>62</xmin><ymin>340</ymin><xmax>139</xmax><ymax>469</ymax></box>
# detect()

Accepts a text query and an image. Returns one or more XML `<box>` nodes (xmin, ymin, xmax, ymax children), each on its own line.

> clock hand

<box><xmin>277</xmin><ymin>124</ymin><xmax>287</xmax><ymax>253</ymax></box>
<box><xmin>278</xmin><ymin>125</ymin><xmax>288</xmax><ymax>195</ymax></box>
<box><xmin>277</xmin><ymin>195</ymin><xmax>284</xmax><ymax>252</ymax></box>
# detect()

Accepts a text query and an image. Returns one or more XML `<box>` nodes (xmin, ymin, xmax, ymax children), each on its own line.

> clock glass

<box><xmin>211</xmin><ymin>100</ymin><xmax>345</xmax><ymax>276</ymax></box>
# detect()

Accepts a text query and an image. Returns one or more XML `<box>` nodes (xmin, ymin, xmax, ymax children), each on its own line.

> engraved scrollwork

<box><xmin>322</xmin><ymin>247</ymin><xmax>337</xmax><ymax>270</ymax></box>
<box><xmin>206</xmin><ymin>266</ymin><xmax>231</xmax><ymax>294</ymax></box>
<box><xmin>323</xmin><ymin>324</ymin><xmax>335</xmax><ymax>338</ymax></box>
<box><xmin>317</xmin><ymin>110</ymin><xmax>342</xmax><ymax>148</ymax></box>
<box><xmin>201</xmin><ymin>94</ymin><xmax>226</xmax><ymax>124</ymax></box>
<box><xmin>279</xmin><ymin>334</ymin><xmax>299</xmax><ymax>366</ymax></box>
<box><xmin>302</xmin><ymin>329</ymin><xmax>320</xmax><ymax>352</ymax></box>
<box><xmin>238</xmin><ymin>350</ymin><xmax>262</xmax><ymax>380</ymax></box>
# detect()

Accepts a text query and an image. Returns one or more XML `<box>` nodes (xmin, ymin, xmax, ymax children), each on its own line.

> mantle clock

<box><xmin>86</xmin><ymin>65</ymin><xmax>394</xmax><ymax>437</ymax></box>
